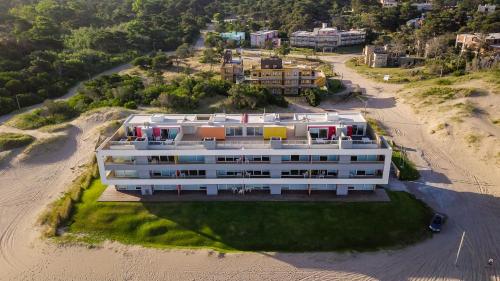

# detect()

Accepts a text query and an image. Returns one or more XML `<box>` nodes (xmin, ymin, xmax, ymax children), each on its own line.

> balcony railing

<box><xmin>106</xmin><ymin>135</ymin><xmax>382</xmax><ymax>150</ymax></box>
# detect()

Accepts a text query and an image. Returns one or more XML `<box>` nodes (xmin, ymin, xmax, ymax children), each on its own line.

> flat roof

<box><xmin>124</xmin><ymin>112</ymin><xmax>366</xmax><ymax>127</ymax></box>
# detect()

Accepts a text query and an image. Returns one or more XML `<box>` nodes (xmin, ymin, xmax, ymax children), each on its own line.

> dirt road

<box><xmin>0</xmin><ymin>55</ymin><xmax>499</xmax><ymax>281</ymax></box>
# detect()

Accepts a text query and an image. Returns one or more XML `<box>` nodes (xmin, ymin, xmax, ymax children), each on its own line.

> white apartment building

<box><xmin>290</xmin><ymin>23</ymin><xmax>366</xmax><ymax>51</ymax></box>
<box><xmin>250</xmin><ymin>30</ymin><xmax>281</xmax><ymax>48</ymax></box>
<box><xmin>96</xmin><ymin>112</ymin><xmax>392</xmax><ymax>197</ymax></box>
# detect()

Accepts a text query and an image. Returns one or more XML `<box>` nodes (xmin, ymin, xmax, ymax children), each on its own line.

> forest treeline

<box><xmin>1</xmin><ymin>0</ymin><xmax>498</xmax><ymax>115</ymax></box>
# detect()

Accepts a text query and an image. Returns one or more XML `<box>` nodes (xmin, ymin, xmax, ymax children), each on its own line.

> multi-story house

<box><xmin>290</xmin><ymin>23</ymin><xmax>366</xmax><ymax>51</ymax></box>
<box><xmin>379</xmin><ymin>0</ymin><xmax>398</xmax><ymax>7</ymax></box>
<box><xmin>96</xmin><ymin>112</ymin><xmax>392</xmax><ymax>196</ymax></box>
<box><xmin>455</xmin><ymin>33</ymin><xmax>500</xmax><ymax>54</ymax></box>
<box><xmin>477</xmin><ymin>4</ymin><xmax>496</xmax><ymax>14</ymax></box>
<box><xmin>250</xmin><ymin>30</ymin><xmax>281</xmax><ymax>48</ymax></box>
<box><xmin>220</xmin><ymin>31</ymin><xmax>246</xmax><ymax>45</ymax></box>
<box><xmin>247</xmin><ymin>57</ymin><xmax>326</xmax><ymax>95</ymax></box>
<box><xmin>220</xmin><ymin>50</ymin><xmax>244</xmax><ymax>83</ymax></box>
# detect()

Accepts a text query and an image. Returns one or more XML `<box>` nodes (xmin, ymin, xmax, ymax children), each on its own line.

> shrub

<box><xmin>124</xmin><ymin>101</ymin><xmax>137</xmax><ymax>109</ymax></box>
<box><xmin>0</xmin><ymin>133</ymin><xmax>35</xmax><ymax>151</ymax></box>
<box><xmin>303</xmin><ymin>89</ymin><xmax>321</xmax><ymax>107</ymax></box>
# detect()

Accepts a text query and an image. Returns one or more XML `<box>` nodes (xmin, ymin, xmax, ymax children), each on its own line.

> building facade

<box><xmin>379</xmin><ymin>0</ymin><xmax>398</xmax><ymax>7</ymax></box>
<box><xmin>220</xmin><ymin>50</ymin><xmax>244</xmax><ymax>83</ymax></box>
<box><xmin>290</xmin><ymin>23</ymin><xmax>366</xmax><ymax>51</ymax></box>
<box><xmin>248</xmin><ymin>57</ymin><xmax>326</xmax><ymax>95</ymax></box>
<box><xmin>363</xmin><ymin>45</ymin><xmax>389</xmax><ymax>67</ymax></box>
<box><xmin>96</xmin><ymin>112</ymin><xmax>392</xmax><ymax>196</ymax></box>
<box><xmin>250</xmin><ymin>30</ymin><xmax>281</xmax><ymax>48</ymax></box>
<box><xmin>455</xmin><ymin>33</ymin><xmax>500</xmax><ymax>54</ymax></box>
<box><xmin>220</xmin><ymin>31</ymin><xmax>246</xmax><ymax>45</ymax></box>
<box><xmin>478</xmin><ymin>4</ymin><xmax>496</xmax><ymax>14</ymax></box>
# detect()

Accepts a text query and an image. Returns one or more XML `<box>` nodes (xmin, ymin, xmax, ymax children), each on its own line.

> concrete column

<box><xmin>270</xmin><ymin>169</ymin><xmax>281</xmax><ymax>178</ymax></box>
<box><xmin>270</xmin><ymin>155</ymin><xmax>282</xmax><ymax>164</ymax></box>
<box><xmin>336</xmin><ymin>185</ymin><xmax>348</xmax><ymax>196</ymax></box>
<box><xmin>270</xmin><ymin>185</ymin><xmax>281</xmax><ymax>195</ymax></box>
<box><xmin>138</xmin><ymin>170</ymin><xmax>150</xmax><ymax>179</ymax></box>
<box><xmin>135</xmin><ymin>156</ymin><xmax>148</xmax><ymax>164</ymax></box>
<box><xmin>339</xmin><ymin>155</ymin><xmax>351</xmax><ymax>164</ymax></box>
<box><xmin>141</xmin><ymin>185</ymin><xmax>153</xmax><ymax>195</ymax></box>
<box><xmin>207</xmin><ymin>185</ymin><xmax>218</xmax><ymax>196</ymax></box>
<box><xmin>206</xmin><ymin>169</ymin><xmax>217</xmax><ymax>179</ymax></box>
<box><xmin>205</xmin><ymin>155</ymin><xmax>216</xmax><ymax>164</ymax></box>
<box><xmin>338</xmin><ymin>169</ymin><xmax>350</xmax><ymax>178</ymax></box>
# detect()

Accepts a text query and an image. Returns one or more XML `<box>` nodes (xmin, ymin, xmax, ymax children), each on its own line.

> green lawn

<box><xmin>0</xmin><ymin>132</ymin><xmax>35</xmax><ymax>151</ymax></box>
<box><xmin>65</xmin><ymin>179</ymin><xmax>433</xmax><ymax>252</ymax></box>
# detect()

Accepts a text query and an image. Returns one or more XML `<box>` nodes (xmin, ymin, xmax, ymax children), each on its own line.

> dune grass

<box><xmin>64</xmin><ymin>180</ymin><xmax>433</xmax><ymax>252</ymax></box>
<box><xmin>346</xmin><ymin>58</ymin><xmax>436</xmax><ymax>84</ymax></box>
<box><xmin>0</xmin><ymin>133</ymin><xmax>35</xmax><ymax>151</ymax></box>
<box><xmin>39</xmin><ymin>160</ymin><xmax>98</xmax><ymax>237</ymax></box>
<box><xmin>392</xmin><ymin>150</ymin><xmax>420</xmax><ymax>181</ymax></box>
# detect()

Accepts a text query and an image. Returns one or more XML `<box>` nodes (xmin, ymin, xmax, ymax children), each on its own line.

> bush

<box><xmin>0</xmin><ymin>133</ymin><xmax>35</xmax><ymax>151</ymax></box>
<box><xmin>226</xmin><ymin>84</ymin><xmax>287</xmax><ymax>109</ymax></box>
<box><xmin>124</xmin><ymin>101</ymin><xmax>137</xmax><ymax>109</ymax></box>
<box><xmin>8</xmin><ymin>101</ymin><xmax>78</xmax><ymax>130</ymax></box>
<box><xmin>303</xmin><ymin>89</ymin><xmax>321</xmax><ymax>107</ymax></box>
<box><xmin>327</xmin><ymin>79</ymin><xmax>344</xmax><ymax>94</ymax></box>
<box><xmin>131</xmin><ymin>56</ymin><xmax>152</xmax><ymax>70</ymax></box>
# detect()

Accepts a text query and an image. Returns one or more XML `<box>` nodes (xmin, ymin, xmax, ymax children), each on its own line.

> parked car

<box><xmin>429</xmin><ymin>213</ymin><xmax>447</xmax><ymax>232</ymax></box>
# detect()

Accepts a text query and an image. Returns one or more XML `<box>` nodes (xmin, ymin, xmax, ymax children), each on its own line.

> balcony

<box><xmin>102</xmin><ymin>124</ymin><xmax>389</xmax><ymax>151</ymax></box>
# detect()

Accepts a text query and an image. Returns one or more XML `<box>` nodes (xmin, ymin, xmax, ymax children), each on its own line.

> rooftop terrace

<box><xmin>98</xmin><ymin>113</ymin><xmax>390</xmax><ymax>151</ymax></box>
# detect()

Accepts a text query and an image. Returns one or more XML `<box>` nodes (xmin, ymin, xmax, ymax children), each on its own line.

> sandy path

<box><xmin>0</xmin><ymin>55</ymin><xmax>499</xmax><ymax>281</ymax></box>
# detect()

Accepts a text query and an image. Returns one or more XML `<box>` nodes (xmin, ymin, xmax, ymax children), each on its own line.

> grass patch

<box><xmin>465</xmin><ymin>134</ymin><xmax>482</xmax><ymax>146</ymax></box>
<box><xmin>414</xmin><ymin>87</ymin><xmax>477</xmax><ymax>104</ymax></box>
<box><xmin>392</xmin><ymin>150</ymin><xmax>420</xmax><ymax>181</ymax></box>
<box><xmin>8</xmin><ymin>100</ymin><xmax>78</xmax><ymax>130</ymax></box>
<box><xmin>64</xmin><ymin>180</ymin><xmax>433</xmax><ymax>252</ymax></box>
<box><xmin>346</xmin><ymin>58</ymin><xmax>436</xmax><ymax>84</ymax></box>
<box><xmin>39</xmin><ymin>123</ymin><xmax>73</xmax><ymax>133</ymax></box>
<box><xmin>39</xmin><ymin>159</ymin><xmax>98</xmax><ymax>237</ymax></box>
<box><xmin>367</xmin><ymin>118</ymin><xmax>387</xmax><ymax>136</ymax></box>
<box><xmin>0</xmin><ymin>133</ymin><xmax>35</xmax><ymax>151</ymax></box>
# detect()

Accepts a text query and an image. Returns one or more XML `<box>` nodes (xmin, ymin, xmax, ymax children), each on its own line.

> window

<box><xmin>246</xmin><ymin>127</ymin><xmax>263</xmax><ymax>136</ymax></box>
<box><xmin>283</xmin><ymin>155</ymin><xmax>309</xmax><ymax>162</ymax></box>
<box><xmin>282</xmin><ymin>170</ymin><xmax>308</xmax><ymax>177</ymax></box>
<box><xmin>226</xmin><ymin>127</ymin><xmax>243</xmax><ymax>136</ymax></box>
<box><xmin>178</xmin><ymin>170</ymin><xmax>205</xmax><ymax>177</ymax></box>
<box><xmin>327</xmin><ymin>155</ymin><xmax>339</xmax><ymax>161</ymax></box>
<box><xmin>309</xmin><ymin>128</ymin><xmax>328</xmax><ymax>139</ymax></box>
<box><xmin>217</xmin><ymin>155</ymin><xmax>242</xmax><ymax>162</ymax></box>
<box><xmin>217</xmin><ymin>170</ymin><xmax>243</xmax><ymax>177</ymax></box>
<box><xmin>327</xmin><ymin>170</ymin><xmax>338</xmax><ymax>177</ymax></box>
<box><xmin>246</xmin><ymin>155</ymin><xmax>270</xmax><ymax>162</ymax></box>
<box><xmin>352</xmin><ymin>125</ymin><xmax>364</xmax><ymax>136</ymax></box>
<box><xmin>351</xmin><ymin>155</ymin><xmax>379</xmax><ymax>162</ymax></box>
<box><xmin>113</xmin><ymin>156</ymin><xmax>133</xmax><ymax>163</ymax></box>
<box><xmin>311</xmin><ymin>155</ymin><xmax>328</xmax><ymax>162</ymax></box>
<box><xmin>115</xmin><ymin>170</ymin><xmax>138</xmax><ymax>178</ymax></box>
<box><xmin>245</xmin><ymin>170</ymin><xmax>270</xmax><ymax>177</ymax></box>
<box><xmin>178</xmin><ymin>155</ymin><xmax>204</xmax><ymax>163</ymax></box>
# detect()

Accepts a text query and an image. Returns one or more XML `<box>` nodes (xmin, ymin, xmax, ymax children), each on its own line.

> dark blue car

<box><xmin>429</xmin><ymin>213</ymin><xmax>447</xmax><ymax>232</ymax></box>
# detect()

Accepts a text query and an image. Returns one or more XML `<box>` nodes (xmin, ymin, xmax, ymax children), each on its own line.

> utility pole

<box><xmin>455</xmin><ymin>231</ymin><xmax>466</xmax><ymax>266</ymax></box>
<box><xmin>15</xmin><ymin>94</ymin><xmax>21</xmax><ymax>110</ymax></box>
